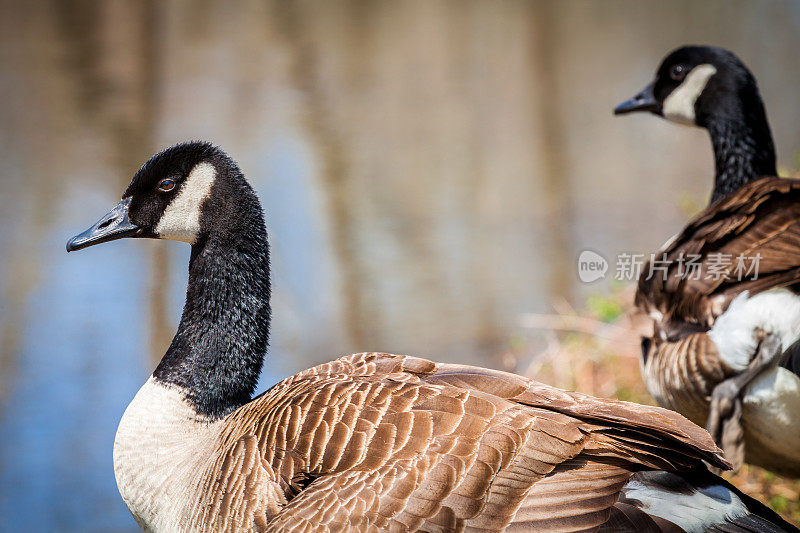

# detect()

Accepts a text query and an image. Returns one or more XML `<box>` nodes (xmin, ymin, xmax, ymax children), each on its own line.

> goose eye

<box><xmin>158</xmin><ymin>179</ymin><xmax>176</xmax><ymax>192</ymax></box>
<box><xmin>670</xmin><ymin>64</ymin><xmax>686</xmax><ymax>81</ymax></box>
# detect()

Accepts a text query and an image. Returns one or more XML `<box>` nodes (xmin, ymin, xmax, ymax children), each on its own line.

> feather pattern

<box><xmin>637</xmin><ymin>177</ymin><xmax>800</xmax><ymax>475</ymax></box>
<box><xmin>637</xmin><ymin>178</ymin><xmax>800</xmax><ymax>333</ymax></box>
<box><xmin>159</xmin><ymin>352</ymin><xmax>736</xmax><ymax>532</ymax></box>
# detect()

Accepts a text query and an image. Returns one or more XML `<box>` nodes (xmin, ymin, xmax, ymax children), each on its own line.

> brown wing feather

<box><xmin>637</xmin><ymin>177</ymin><xmax>800</xmax><ymax>331</ymax></box>
<box><xmin>190</xmin><ymin>434</ymin><xmax>283</xmax><ymax>532</ymax></box>
<box><xmin>199</xmin><ymin>353</ymin><xmax>725</xmax><ymax>532</ymax></box>
<box><xmin>425</xmin><ymin>362</ymin><xmax>722</xmax><ymax>465</ymax></box>
<box><xmin>640</xmin><ymin>333</ymin><xmax>735</xmax><ymax>427</ymax></box>
<box><xmin>598</xmin><ymin>502</ymin><xmax>684</xmax><ymax>533</ymax></box>
<box><xmin>507</xmin><ymin>459</ymin><xmax>632</xmax><ymax>532</ymax></box>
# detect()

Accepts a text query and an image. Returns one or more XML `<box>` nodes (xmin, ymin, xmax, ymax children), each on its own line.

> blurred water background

<box><xmin>1</xmin><ymin>1</ymin><xmax>800</xmax><ymax>531</ymax></box>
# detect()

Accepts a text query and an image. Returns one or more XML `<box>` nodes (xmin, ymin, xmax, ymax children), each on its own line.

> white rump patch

<box><xmin>742</xmin><ymin>368</ymin><xmax>800</xmax><ymax>468</ymax></box>
<box><xmin>623</xmin><ymin>478</ymin><xmax>746</xmax><ymax>531</ymax></box>
<box><xmin>709</xmin><ymin>289</ymin><xmax>800</xmax><ymax>371</ymax></box>
<box><xmin>745</xmin><ymin>368</ymin><xmax>800</xmax><ymax>428</ymax></box>
<box><xmin>662</xmin><ymin>64</ymin><xmax>717</xmax><ymax>125</ymax></box>
<box><xmin>155</xmin><ymin>162</ymin><xmax>216</xmax><ymax>243</ymax></box>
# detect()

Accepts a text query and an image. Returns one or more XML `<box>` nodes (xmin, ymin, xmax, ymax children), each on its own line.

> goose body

<box><xmin>112</xmin><ymin>352</ymin><xmax>740</xmax><ymax>531</ymax></box>
<box><xmin>616</xmin><ymin>46</ymin><xmax>800</xmax><ymax>474</ymax></box>
<box><xmin>67</xmin><ymin>142</ymin><xmax>797</xmax><ymax>531</ymax></box>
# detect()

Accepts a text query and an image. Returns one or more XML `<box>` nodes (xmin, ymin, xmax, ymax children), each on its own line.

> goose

<box><xmin>66</xmin><ymin>141</ymin><xmax>797</xmax><ymax>532</ymax></box>
<box><xmin>615</xmin><ymin>45</ymin><xmax>800</xmax><ymax>475</ymax></box>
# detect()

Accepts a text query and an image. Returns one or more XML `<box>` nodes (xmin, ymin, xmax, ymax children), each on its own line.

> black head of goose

<box><xmin>615</xmin><ymin>46</ymin><xmax>800</xmax><ymax>476</ymax></box>
<box><xmin>614</xmin><ymin>45</ymin><xmax>777</xmax><ymax>203</ymax></box>
<box><xmin>69</xmin><ymin>141</ymin><xmax>271</xmax><ymax>420</ymax></box>
<box><xmin>67</xmin><ymin>142</ymin><xmax>797</xmax><ymax>532</ymax></box>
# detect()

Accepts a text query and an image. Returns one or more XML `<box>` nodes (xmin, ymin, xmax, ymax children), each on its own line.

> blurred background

<box><xmin>1</xmin><ymin>0</ymin><xmax>800</xmax><ymax>531</ymax></box>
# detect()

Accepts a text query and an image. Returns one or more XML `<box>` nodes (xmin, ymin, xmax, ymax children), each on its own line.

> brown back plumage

<box><xmin>637</xmin><ymin>177</ymin><xmax>800</xmax><ymax>338</ymax></box>
<box><xmin>634</xmin><ymin>177</ymin><xmax>800</xmax><ymax>477</ymax></box>
<box><xmin>190</xmin><ymin>352</ymin><xmax>725</xmax><ymax>532</ymax></box>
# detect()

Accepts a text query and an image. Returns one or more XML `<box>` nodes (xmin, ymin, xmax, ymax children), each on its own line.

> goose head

<box><xmin>614</xmin><ymin>45</ymin><xmax>761</xmax><ymax>129</ymax></box>
<box><xmin>67</xmin><ymin>141</ymin><xmax>247</xmax><ymax>252</ymax></box>
<box><xmin>67</xmin><ymin>141</ymin><xmax>270</xmax><ymax>419</ymax></box>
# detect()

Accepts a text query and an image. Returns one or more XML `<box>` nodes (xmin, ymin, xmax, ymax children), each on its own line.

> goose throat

<box><xmin>152</xmin><ymin>185</ymin><xmax>272</xmax><ymax>420</ymax></box>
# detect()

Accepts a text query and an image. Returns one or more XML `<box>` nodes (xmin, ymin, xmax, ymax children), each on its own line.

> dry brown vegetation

<box><xmin>499</xmin><ymin>285</ymin><xmax>800</xmax><ymax>525</ymax></box>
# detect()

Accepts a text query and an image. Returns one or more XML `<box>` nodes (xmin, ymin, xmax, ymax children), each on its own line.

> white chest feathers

<box><xmin>708</xmin><ymin>289</ymin><xmax>800</xmax><ymax>371</ymax></box>
<box><xmin>113</xmin><ymin>378</ymin><xmax>220</xmax><ymax>532</ymax></box>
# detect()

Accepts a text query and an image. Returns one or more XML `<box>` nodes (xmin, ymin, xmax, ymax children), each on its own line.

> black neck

<box><xmin>705</xmin><ymin>104</ymin><xmax>776</xmax><ymax>203</ymax></box>
<box><xmin>153</xmin><ymin>191</ymin><xmax>271</xmax><ymax>420</ymax></box>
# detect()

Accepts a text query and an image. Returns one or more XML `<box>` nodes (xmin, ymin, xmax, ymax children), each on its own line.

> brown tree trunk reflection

<box><xmin>272</xmin><ymin>1</ymin><xmax>371</xmax><ymax>350</ymax></box>
<box><xmin>530</xmin><ymin>0</ymin><xmax>573</xmax><ymax>305</ymax></box>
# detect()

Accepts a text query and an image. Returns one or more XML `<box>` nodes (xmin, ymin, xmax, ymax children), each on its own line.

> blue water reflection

<box><xmin>1</xmin><ymin>1</ymin><xmax>800</xmax><ymax>531</ymax></box>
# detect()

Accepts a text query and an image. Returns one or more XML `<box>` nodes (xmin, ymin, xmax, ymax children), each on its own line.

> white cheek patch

<box><xmin>155</xmin><ymin>162</ymin><xmax>216</xmax><ymax>243</ymax></box>
<box><xmin>662</xmin><ymin>64</ymin><xmax>717</xmax><ymax>125</ymax></box>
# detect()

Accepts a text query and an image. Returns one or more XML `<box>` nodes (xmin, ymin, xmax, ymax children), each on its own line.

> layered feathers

<box><xmin>637</xmin><ymin>178</ymin><xmax>800</xmax><ymax>335</ymax></box>
<box><xmin>188</xmin><ymin>352</ymin><xmax>729</xmax><ymax>532</ymax></box>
